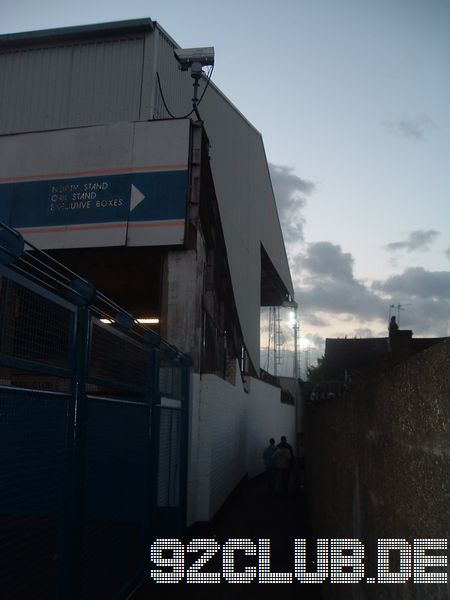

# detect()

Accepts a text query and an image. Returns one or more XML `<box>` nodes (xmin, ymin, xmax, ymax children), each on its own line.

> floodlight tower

<box><xmin>282</xmin><ymin>298</ymin><xmax>299</xmax><ymax>379</ymax></box>
<box><xmin>174</xmin><ymin>47</ymin><xmax>215</xmax><ymax>121</ymax></box>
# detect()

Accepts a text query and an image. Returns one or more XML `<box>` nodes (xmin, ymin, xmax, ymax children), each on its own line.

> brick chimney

<box><xmin>389</xmin><ymin>329</ymin><xmax>413</xmax><ymax>357</ymax></box>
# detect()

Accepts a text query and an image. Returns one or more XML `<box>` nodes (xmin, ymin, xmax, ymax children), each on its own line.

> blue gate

<box><xmin>0</xmin><ymin>224</ymin><xmax>190</xmax><ymax>598</ymax></box>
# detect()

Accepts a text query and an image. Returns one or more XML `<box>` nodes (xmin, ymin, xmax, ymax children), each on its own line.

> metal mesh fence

<box><xmin>157</xmin><ymin>407</ymin><xmax>182</xmax><ymax>507</ymax></box>
<box><xmin>0</xmin><ymin>365</ymin><xmax>70</xmax><ymax>392</ymax></box>
<box><xmin>89</xmin><ymin>321</ymin><xmax>148</xmax><ymax>390</ymax></box>
<box><xmin>0</xmin><ymin>387</ymin><xmax>70</xmax><ymax>599</ymax></box>
<box><xmin>158</xmin><ymin>357</ymin><xmax>183</xmax><ymax>399</ymax></box>
<box><xmin>0</xmin><ymin>256</ymin><xmax>190</xmax><ymax>598</ymax></box>
<box><xmin>79</xmin><ymin>397</ymin><xmax>149</xmax><ymax>599</ymax></box>
<box><xmin>0</xmin><ymin>275</ymin><xmax>74</xmax><ymax>369</ymax></box>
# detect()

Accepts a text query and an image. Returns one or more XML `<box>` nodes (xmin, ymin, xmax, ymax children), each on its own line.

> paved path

<box><xmin>132</xmin><ymin>475</ymin><xmax>322</xmax><ymax>599</ymax></box>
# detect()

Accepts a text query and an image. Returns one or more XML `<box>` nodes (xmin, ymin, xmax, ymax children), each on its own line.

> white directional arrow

<box><xmin>130</xmin><ymin>184</ymin><xmax>145</xmax><ymax>211</ymax></box>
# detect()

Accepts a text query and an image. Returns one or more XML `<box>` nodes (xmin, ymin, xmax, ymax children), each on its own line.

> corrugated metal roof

<box><xmin>0</xmin><ymin>18</ymin><xmax>154</xmax><ymax>47</ymax></box>
<box><xmin>0</xmin><ymin>36</ymin><xmax>145</xmax><ymax>133</ymax></box>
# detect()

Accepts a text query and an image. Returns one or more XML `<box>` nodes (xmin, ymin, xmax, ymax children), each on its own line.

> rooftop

<box><xmin>323</xmin><ymin>332</ymin><xmax>448</xmax><ymax>380</ymax></box>
<box><xmin>0</xmin><ymin>19</ymin><xmax>154</xmax><ymax>46</ymax></box>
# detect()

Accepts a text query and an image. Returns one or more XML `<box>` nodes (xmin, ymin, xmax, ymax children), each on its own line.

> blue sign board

<box><xmin>1</xmin><ymin>170</ymin><xmax>187</xmax><ymax>227</ymax></box>
<box><xmin>0</xmin><ymin>169</ymin><xmax>188</xmax><ymax>247</ymax></box>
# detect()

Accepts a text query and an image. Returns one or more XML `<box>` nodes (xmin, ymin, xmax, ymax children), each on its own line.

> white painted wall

<box><xmin>187</xmin><ymin>370</ymin><xmax>247</xmax><ymax>524</ymax></box>
<box><xmin>186</xmin><ymin>372</ymin><xmax>201</xmax><ymax>527</ymax></box>
<box><xmin>245</xmin><ymin>377</ymin><xmax>296</xmax><ymax>479</ymax></box>
<box><xmin>187</xmin><ymin>368</ymin><xmax>297</xmax><ymax>524</ymax></box>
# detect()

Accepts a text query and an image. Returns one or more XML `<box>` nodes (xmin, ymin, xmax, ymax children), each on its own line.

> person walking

<box><xmin>262</xmin><ymin>438</ymin><xmax>277</xmax><ymax>493</ymax></box>
<box><xmin>273</xmin><ymin>436</ymin><xmax>293</xmax><ymax>496</ymax></box>
<box><xmin>277</xmin><ymin>435</ymin><xmax>294</xmax><ymax>460</ymax></box>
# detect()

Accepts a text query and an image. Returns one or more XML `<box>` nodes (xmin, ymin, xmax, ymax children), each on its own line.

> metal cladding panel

<box><xmin>249</xmin><ymin>135</ymin><xmax>293</xmax><ymax>292</ymax></box>
<box><xmin>0</xmin><ymin>37</ymin><xmax>144</xmax><ymax>134</ymax></box>
<box><xmin>152</xmin><ymin>26</ymin><xmax>293</xmax><ymax>370</ymax></box>
<box><xmin>0</xmin><ymin>120</ymin><xmax>190</xmax><ymax>249</ymax></box>
<box><xmin>151</xmin><ymin>28</ymin><xmax>196</xmax><ymax>121</ymax></box>
<box><xmin>200</xmin><ymin>97</ymin><xmax>267</xmax><ymax>372</ymax></box>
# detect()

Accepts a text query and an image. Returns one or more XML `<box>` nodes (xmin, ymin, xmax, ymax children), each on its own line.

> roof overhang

<box><xmin>260</xmin><ymin>244</ymin><xmax>291</xmax><ymax>306</ymax></box>
<box><xmin>0</xmin><ymin>19</ymin><xmax>154</xmax><ymax>48</ymax></box>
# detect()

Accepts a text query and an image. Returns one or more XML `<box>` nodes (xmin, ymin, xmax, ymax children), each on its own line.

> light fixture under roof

<box><xmin>100</xmin><ymin>317</ymin><xmax>159</xmax><ymax>325</ymax></box>
<box><xmin>137</xmin><ymin>318</ymin><xmax>159</xmax><ymax>324</ymax></box>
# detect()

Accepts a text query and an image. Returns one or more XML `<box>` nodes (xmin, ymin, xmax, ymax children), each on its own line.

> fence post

<box><xmin>143</xmin><ymin>347</ymin><xmax>158</xmax><ymax>547</ymax></box>
<box><xmin>148</xmin><ymin>349</ymin><xmax>161</xmax><ymax>537</ymax></box>
<box><xmin>58</xmin><ymin>306</ymin><xmax>90</xmax><ymax>599</ymax></box>
<box><xmin>178</xmin><ymin>364</ymin><xmax>190</xmax><ymax>534</ymax></box>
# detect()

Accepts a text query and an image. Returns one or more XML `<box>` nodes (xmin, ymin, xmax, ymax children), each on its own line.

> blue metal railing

<box><xmin>0</xmin><ymin>223</ymin><xmax>190</xmax><ymax>598</ymax></box>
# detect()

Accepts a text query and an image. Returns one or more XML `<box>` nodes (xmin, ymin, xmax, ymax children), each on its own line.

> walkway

<box><xmin>132</xmin><ymin>475</ymin><xmax>322</xmax><ymax>599</ymax></box>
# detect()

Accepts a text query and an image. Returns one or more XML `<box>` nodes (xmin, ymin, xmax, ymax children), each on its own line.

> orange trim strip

<box><xmin>128</xmin><ymin>220</ymin><xmax>184</xmax><ymax>229</ymax></box>
<box><xmin>18</xmin><ymin>220</ymin><xmax>185</xmax><ymax>235</ymax></box>
<box><xmin>18</xmin><ymin>223</ymin><xmax>126</xmax><ymax>234</ymax></box>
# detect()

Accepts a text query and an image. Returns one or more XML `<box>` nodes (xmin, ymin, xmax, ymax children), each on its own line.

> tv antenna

<box><xmin>389</xmin><ymin>303</ymin><xmax>411</xmax><ymax>327</ymax></box>
<box><xmin>174</xmin><ymin>47</ymin><xmax>215</xmax><ymax>122</ymax></box>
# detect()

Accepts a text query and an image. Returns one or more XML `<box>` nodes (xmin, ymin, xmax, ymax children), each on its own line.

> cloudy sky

<box><xmin>2</xmin><ymin>0</ymin><xmax>449</xmax><ymax>374</ymax></box>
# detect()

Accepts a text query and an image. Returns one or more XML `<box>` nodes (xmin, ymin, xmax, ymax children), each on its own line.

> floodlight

<box><xmin>282</xmin><ymin>299</ymin><xmax>298</xmax><ymax>309</ymax></box>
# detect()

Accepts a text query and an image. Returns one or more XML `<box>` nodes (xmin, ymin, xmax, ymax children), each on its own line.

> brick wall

<box><xmin>305</xmin><ymin>340</ymin><xmax>449</xmax><ymax>599</ymax></box>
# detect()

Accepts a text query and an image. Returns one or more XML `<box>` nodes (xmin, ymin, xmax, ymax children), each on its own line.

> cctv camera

<box><xmin>174</xmin><ymin>47</ymin><xmax>215</xmax><ymax>71</ymax></box>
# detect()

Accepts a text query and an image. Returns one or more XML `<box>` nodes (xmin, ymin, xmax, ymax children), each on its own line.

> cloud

<box><xmin>298</xmin><ymin>241</ymin><xmax>354</xmax><ymax>282</ymax></box>
<box><xmin>265</xmin><ymin>166</ymin><xmax>448</xmax><ymax>342</ymax></box>
<box><xmin>353</xmin><ymin>327</ymin><xmax>375</xmax><ymax>338</ymax></box>
<box><xmin>294</xmin><ymin>242</ymin><xmax>386</xmax><ymax>321</ymax></box>
<box><xmin>304</xmin><ymin>333</ymin><xmax>326</xmax><ymax>349</ymax></box>
<box><xmin>386</xmin><ymin>229</ymin><xmax>439</xmax><ymax>253</ymax></box>
<box><xmin>446</xmin><ymin>248</ymin><xmax>450</xmax><ymax>260</ymax></box>
<box><xmin>391</xmin><ymin>298</ymin><xmax>449</xmax><ymax>337</ymax></box>
<box><xmin>372</xmin><ymin>268</ymin><xmax>450</xmax><ymax>336</ymax></box>
<box><xmin>383</xmin><ymin>113</ymin><xmax>434</xmax><ymax>141</ymax></box>
<box><xmin>298</xmin><ymin>279</ymin><xmax>385</xmax><ymax>320</ymax></box>
<box><xmin>372</xmin><ymin>267</ymin><xmax>450</xmax><ymax>299</ymax></box>
<box><xmin>269</xmin><ymin>163</ymin><xmax>315</xmax><ymax>243</ymax></box>
<box><xmin>302</xmin><ymin>313</ymin><xmax>329</xmax><ymax>327</ymax></box>
<box><xmin>294</xmin><ymin>243</ymin><xmax>450</xmax><ymax>338</ymax></box>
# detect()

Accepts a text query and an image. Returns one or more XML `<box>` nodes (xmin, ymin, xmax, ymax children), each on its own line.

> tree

<box><xmin>306</xmin><ymin>356</ymin><xmax>327</xmax><ymax>382</ymax></box>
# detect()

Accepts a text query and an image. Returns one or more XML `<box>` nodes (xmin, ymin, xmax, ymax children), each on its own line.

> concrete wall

<box><xmin>163</xmin><ymin>238</ymin><xmax>205</xmax><ymax>368</ymax></box>
<box><xmin>305</xmin><ymin>340</ymin><xmax>449</xmax><ymax>600</ymax></box>
<box><xmin>187</xmin><ymin>368</ymin><xmax>297</xmax><ymax>524</ymax></box>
